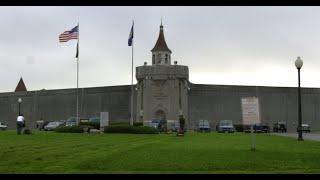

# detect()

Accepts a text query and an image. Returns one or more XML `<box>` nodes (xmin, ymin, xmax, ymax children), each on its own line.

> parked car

<box><xmin>66</xmin><ymin>117</ymin><xmax>78</xmax><ymax>126</ymax></box>
<box><xmin>0</xmin><ymin>122</ymin><xmax>7</xmax><ymax>130</ymax></box>
<box><xmin>217</xmin><ymin>120</ymin><xmax>235</xmax><ymax>133</ymax></box>
<box><xmin>65</xmin><ymin>117</ymin><xmax>89</xmax><ymax>126</ymax></box>
<box><xmin>298</xmin><ymin>124</ymin><xmax>311</xmax><ymax>133</ymax></box>
<box><xmin>44</xmin><ymin>121</ymin><xmax>64</xmax><ymax>131</ymax></box>
<box><xmin>244</xmin><ymin>124</ymin><xmax>270</xmax><ymax>133</ymax></box>
<box><xmin>150</xmin><ymin>119</ymin><xmax>160</xmax><ymax>129</ymax></box>
<box><xmin>89</xmin><ymin>117</ymin><xmax>100</xmax><ymax>124</ymax></box>
<box><xmin>273</xmin><ymin>122</ymin><xmax>287</xmax><ymax>133</ymax></box>
<box><xmin>199</xmin><ymin>119</ymin><xmax>211</xmax><ymax>132</ymax></box>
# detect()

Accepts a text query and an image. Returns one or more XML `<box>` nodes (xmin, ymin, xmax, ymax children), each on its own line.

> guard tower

<box><xmin>135</xmin><ymin>22</ymin><xmax>190</xmax><ymax>129</ymax></box>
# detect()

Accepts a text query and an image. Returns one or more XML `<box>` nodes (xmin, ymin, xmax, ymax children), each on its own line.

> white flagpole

<box><xmin>130</xmin><ymin>20</ymin><xmax>134</xmax><ymax>126</ymax></box>
<box><xmin>76</xmin><ymin>22</ymin><xmax>79</xmax><ymax>125</ymax></box>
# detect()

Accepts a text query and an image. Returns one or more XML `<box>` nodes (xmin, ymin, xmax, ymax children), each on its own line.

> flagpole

<box><xmin>130</xmin><ymin>20</ymin><xmax>134</xmax><ymax>126</ymax></box>
<box><xmin>76</xmin><ymin>22</ymin><xmax>79</xmax><ymax>125</ymax></box>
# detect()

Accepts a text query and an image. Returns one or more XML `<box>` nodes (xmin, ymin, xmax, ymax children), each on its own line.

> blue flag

<box><xmin>128</xmin><ymin>22</ymin><xmax>134</xmax><ymax>46</ymax></box>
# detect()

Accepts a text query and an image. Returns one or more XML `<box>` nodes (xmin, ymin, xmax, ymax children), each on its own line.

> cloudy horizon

<box><xmin>1</xmin><ymin>6</ymin><xmax>320</xmax><ymax>93</ymax></box>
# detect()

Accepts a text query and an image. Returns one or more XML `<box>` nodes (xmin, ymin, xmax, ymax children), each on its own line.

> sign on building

<box><xmin>100</xmin><ymin>112</ymin><xmax>109</xmax><ymax>128</ymax></box>
<box><xmin>241</xmin><ymin>97</ymin><xmax>261</xmax><ymax>125</ymax></box>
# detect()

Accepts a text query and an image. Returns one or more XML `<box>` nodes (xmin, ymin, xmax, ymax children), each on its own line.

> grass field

<box><xmin>0</xmin><ymin>130</ymin><xmax>320</xmax><ymax>173</ymax></box>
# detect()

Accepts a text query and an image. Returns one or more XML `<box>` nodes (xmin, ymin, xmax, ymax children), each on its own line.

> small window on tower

<box><xmin>157</xmin><ymin>54</ymin><xmax>161</xmax><ymax>64</ymax></box>
<box><xmin>165</xmin><ymin>54</ymin><xmax>168</xmax><ymax>63</ymax></box>
<box><xmin>152</xmin><ymin>55</ymin><xmax>155</xmax><ymax>64</ymax></box>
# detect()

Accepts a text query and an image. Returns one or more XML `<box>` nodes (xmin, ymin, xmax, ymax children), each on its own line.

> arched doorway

<box><xmin>155</xmin><ymin>110</ymin><xmax>166</xmax><ymax>121</ymax></box>
<box><xmin>153</xmin><ymin>110</ymin><xmax>166</xmax><ymax>131</ymax></box>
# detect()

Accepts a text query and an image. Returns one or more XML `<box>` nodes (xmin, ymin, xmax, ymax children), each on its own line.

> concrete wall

<box><xmin>1</xmin><ymin>83</ymin><xmax>320</xmax><ymax>132</ymax></box>
<box><xmin>0</xmin><ymin>85</ymin><xmax>137</xmax><ymax>129</ymax></box>
<box><xmin>189</xmin><ymin>84</ymin><xmax>320</xmax><ymax>132</ymax></box>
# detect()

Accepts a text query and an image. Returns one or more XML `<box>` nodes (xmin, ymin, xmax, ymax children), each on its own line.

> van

<box><xmin>199</xmin><ymin>120</ymin><xmax>211</xmax><ymax>132</ymax></box>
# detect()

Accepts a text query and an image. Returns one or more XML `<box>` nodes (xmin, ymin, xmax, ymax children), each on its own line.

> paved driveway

<box><xmin>271</xmin><ymin>132</ymin><xmax>320</xmax><ymax>142</ymax></box>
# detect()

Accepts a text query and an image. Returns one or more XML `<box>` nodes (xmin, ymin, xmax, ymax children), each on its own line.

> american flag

<box><xmin>59</xmin><ymin>25</ymin><xmax>79</xmax><ymax>43</ymax></box>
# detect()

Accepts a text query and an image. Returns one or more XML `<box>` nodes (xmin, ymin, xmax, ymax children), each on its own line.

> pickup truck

<box><xmin>0</xmin><ymin>122</ymin><xmax>7</xmax><ymax>130</ymax></box>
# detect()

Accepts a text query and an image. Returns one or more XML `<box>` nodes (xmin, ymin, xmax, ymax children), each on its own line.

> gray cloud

<box><xmin>1</xmin><ymin>6</ymin><xmax>320</xmax><ymax>93</ymax></box>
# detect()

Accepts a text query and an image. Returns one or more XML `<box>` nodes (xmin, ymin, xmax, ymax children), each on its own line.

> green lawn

<box><xmin>0</xmin><ymin>130</ymin><xmax>320</xmax><ymax>173</ymax></box>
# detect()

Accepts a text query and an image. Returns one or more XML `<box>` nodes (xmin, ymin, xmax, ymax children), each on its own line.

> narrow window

<box><xmin>157</xmin><ymin>54</ymin><xmax>161</xmax><ymax>64</ymax></box>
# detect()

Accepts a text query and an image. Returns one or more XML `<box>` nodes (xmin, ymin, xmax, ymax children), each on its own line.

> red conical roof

<box><xmin>15</xmin><ymin>77</ymin><xmax>27</xmax><ymax>92</ymax></box>
<box><xmin>151</xmin><ymin>25</ymin><xmax>172</xmax><ymax>53</ymax></box>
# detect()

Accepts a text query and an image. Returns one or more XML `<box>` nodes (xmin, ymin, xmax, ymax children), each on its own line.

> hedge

<box><xmin>133</xmin><ymin>122</ymin><xmax>143</xmax><ymax>127</ymax></box>
<box><xmin>104</xmin><ymin>125</ymin><xmax>159</xmax><ymax>134</ymax></box>
<box><xmin>54</xmin><ymin>125</ymin><xmax>85</xmax><ymax>133</ymax></box>
<box><xmin>79</xmin><ymin>122</ymin><xmax>100</xmax><ymax>129</ymax></box>
<box><xmin>234</xmin><ymin>124</ymin><xmax>244</xmax><ymax>132</ymax></box>
<box><xmin>109</xmin><ymin>121</ymin><xmax>129</xmax><ymax>126</ymax></box>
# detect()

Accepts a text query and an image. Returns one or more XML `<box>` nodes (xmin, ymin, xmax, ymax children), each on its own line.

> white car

<box><xmin>44</xmin><ymin>121</ymin><xmax>64</xmax><ymax>131</ymax></box>
<box><xmin>0</xmin><ymin>122</ymin><xmax>7</xmax><ymax>130</ymax></box>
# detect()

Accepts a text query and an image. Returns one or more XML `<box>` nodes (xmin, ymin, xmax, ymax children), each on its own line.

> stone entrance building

<box><xmin>135</xmin><ymin>23</ymin><xmax>189</xmax><ymax>127</ymax></box>
<box><xmin>1</xmin><ymin>23</ymin><xmax>320</xmax><ymax>132</ymax></box>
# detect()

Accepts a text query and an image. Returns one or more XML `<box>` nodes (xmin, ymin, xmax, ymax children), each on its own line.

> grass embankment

<box><xmin>0</xmin><ymin>131</ymin><xmax>319</xmax><ymax>173</ymax></box>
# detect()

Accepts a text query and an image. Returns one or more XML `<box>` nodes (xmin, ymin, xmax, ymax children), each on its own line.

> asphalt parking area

<box><xmin>272</xmin><ymin>132</ymin><xmax>320</xmax><ymax>142</ymax></box>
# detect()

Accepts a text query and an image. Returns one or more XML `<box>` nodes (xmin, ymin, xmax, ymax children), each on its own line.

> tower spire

<box><xmin>151</xmin><ymin>21</ymin><xmax>172</xmax><ymax>65</ymax></box>
<box><xmin>14</xmin><ymin>77</ymin><xmax>27</xmax><ymax>92</ymax></box>
<box><xmin>151</xmin><ymin>21</ymin><xmax>171</xmax><ymax>53</ymax></box>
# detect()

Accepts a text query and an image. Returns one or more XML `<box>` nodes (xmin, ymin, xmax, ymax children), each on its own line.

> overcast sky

<box><xmin>1</xmin><ymin>6</ymin><xmax>320</xmax><ymax>93</ymax></box>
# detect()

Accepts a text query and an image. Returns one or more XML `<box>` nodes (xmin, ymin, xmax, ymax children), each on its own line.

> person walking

<box><xmin>17</xmin><ymin>114</ymin><xmax>25</xmax><ymax>135</ymax></box>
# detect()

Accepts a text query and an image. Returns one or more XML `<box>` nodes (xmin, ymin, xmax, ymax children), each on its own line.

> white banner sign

<box><xmin>241</xmin><ymin>97</ymin><xmax>261</xmax><ymax>125</ymax></box>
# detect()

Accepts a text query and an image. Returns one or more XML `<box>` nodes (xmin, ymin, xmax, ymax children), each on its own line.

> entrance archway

<box><xmin>155</xmin><ymin>110</ymin><xmax>166</xmax><ymax>120</ymax></box>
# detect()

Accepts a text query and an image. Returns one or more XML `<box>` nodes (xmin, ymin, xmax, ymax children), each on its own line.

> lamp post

<box><xmin>295</xmin><ymin>56</ymin><xmax>303</xmax><ymax>141</ymax></box>
<box><xmin>18</xmin><ymin>98</ymin><xmax>22</xmax><ymax>115</ymax></box>
<box><xmin>140</xmin><ymin>110</ymin><xmax>143</xmax><ymax>122</ymax></box>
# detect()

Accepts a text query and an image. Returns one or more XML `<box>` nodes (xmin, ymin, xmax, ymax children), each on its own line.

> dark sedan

<box><xmin>244</xmin><ymin>124</ymin><xmax>270</xmax><ymax>133</ymax></box>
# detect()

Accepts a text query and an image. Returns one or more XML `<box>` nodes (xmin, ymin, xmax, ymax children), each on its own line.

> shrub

<box><xmin>23</xmin><ymin>128</ymin><xmax>32</xmax><ymax>135</ymax></box>
<box><xmin>133</xmin><ymin>122</ymin><xmax>143</xmax><ymax>127</ymax></box>
<box><xmin>79</xmin><ymin>122</ymin><xmax>100</xmax><ymax>129</ymax></box>
<box><xmin>234</xmin><ymin>124</ymin><xmax>244</xmax><ymax>132</ymax></box>
<box><xmin>54</xmin><ymin>125</ymin><xmax>84</xmax><ymax>133</ymax></box>
<box><xmin>132</xmin><ymin>126</ymin><xmax>160</xmax><ymax>134</ymax></box>
<box><xmin>104</xmin><ymin>125</ymin><xmax>159</xmax><ymax>134</ymax></box>
<box><xmin>104</xmin><ymin>125</ymin><xmax>131</xmax><ymax>133</ymax></box>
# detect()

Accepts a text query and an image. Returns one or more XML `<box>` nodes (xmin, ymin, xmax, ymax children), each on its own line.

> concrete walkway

<box><xmin>271</xmin><ymin>132</ymin><xmax>320</xmax><ymax>142</ymax></box>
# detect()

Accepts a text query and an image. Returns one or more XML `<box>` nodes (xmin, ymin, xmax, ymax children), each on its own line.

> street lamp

<box><xmin>18</xmin><ymin>98</ymin><xmax>22</xmax><ymax>115</ymax></box>
<box><xmin>295</xmin><ymin>56</ymin><xmax>303</xmax><ymax>141</ymax></box>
